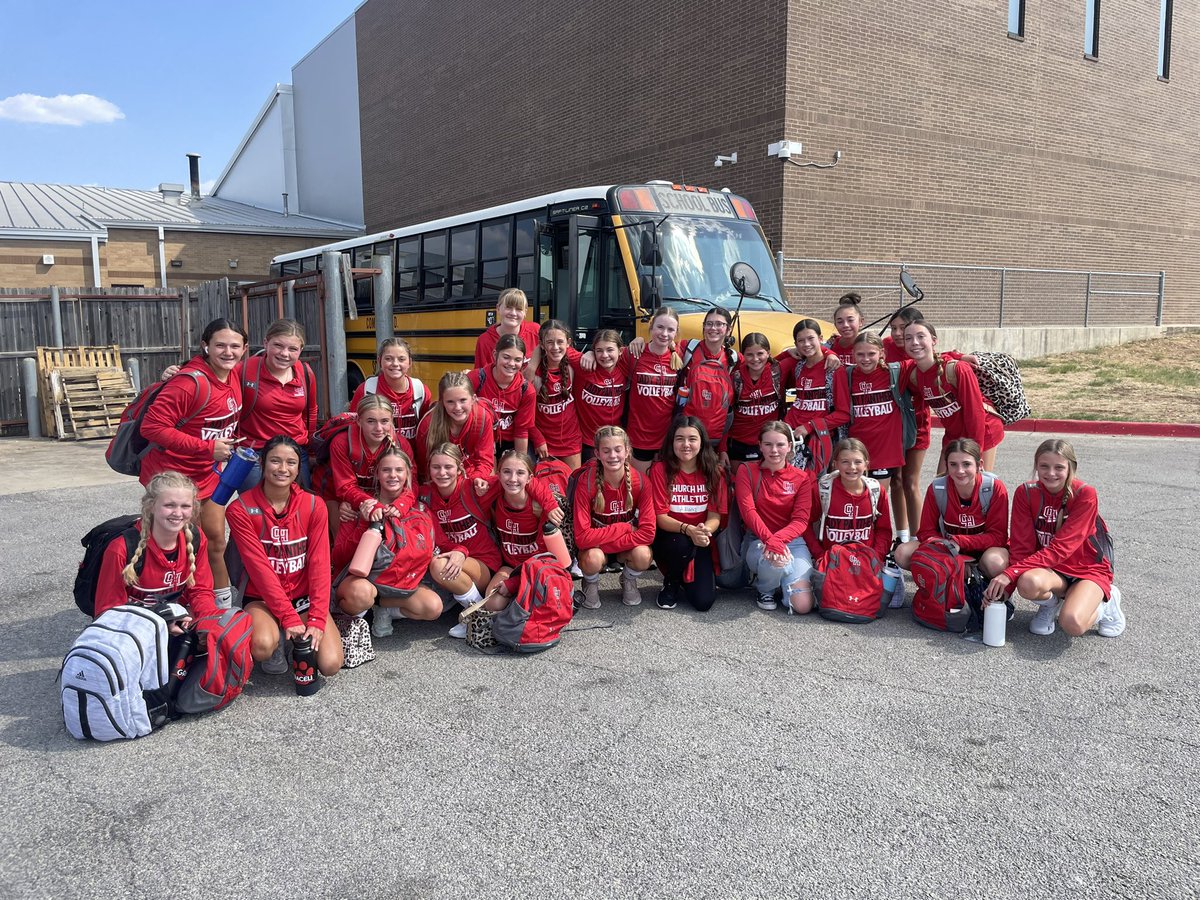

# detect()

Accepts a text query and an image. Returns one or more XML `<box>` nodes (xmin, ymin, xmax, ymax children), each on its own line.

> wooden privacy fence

<box><xmin>0</xmin><ymin>282</ymin><xmax>230</xmax><ymax>435</ymax></box>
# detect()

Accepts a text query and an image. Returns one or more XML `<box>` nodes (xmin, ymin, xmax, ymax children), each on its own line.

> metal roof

<box><xmin>0</xmin><ymin>181</ymin><xmax>361</xmax><ymax>239</ymax></box>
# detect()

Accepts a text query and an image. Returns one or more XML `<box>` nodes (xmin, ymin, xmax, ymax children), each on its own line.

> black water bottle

<box><xmin>172</xmin><ymin>629</ymin><xmax>199</xmax><ymax>684</ymax></box>
<box><xmin>291</xmin><ymin>636</ymin><xmax>321</xmax><ymax>697</ymax></box>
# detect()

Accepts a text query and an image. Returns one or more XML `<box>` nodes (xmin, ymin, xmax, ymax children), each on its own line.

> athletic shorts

<box><xmin>912</xmin><ymin>409</ymin><xmax>932</xmax><ymax>452</ymax></box>
<box><xmin>869</xmin><ymin>467</ymin><xmax>899</xmax><ymax>480</ymax></box>
<box><xmin>632</xmin><ymin>447</ymin><xmax>657</xmax><ymax>463</ymax></box>
<box><xmin>726</xmin><ymin>438</ymin><xmax>761</xmax><ymax>462</ymax></box>
<box><xmin>244</xmin><ymin>595</ymin><xmax>310</xmax><ymax>614</ymax></box>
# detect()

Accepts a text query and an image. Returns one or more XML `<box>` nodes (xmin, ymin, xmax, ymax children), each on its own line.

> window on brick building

<box><xmin>1007</xmin><ymin>0</ymin><xmax>1025</xmax><ymax>37</ymax></box>
<box><xmin>1158</xmin><ymin>0</ymin><xmax>1173</xmax><ymax>78</ymax></box>
<box><xmin>1084</xmin><ymin>0</ymin><xmax>1100</xmax><ymax>57</ymax></box>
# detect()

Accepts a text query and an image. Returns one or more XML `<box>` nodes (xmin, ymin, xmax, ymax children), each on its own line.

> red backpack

<box><xmin>491</xmin><ymin>553</ymin><xmax>575</xmax><ymax>652</ymax></box>
<box><xmin>909</xmin><ymin>539</ymin><xmax>971</xmax><ymax>632</ymax></box>
<box><xmin>105</xmin><ymin>371</ymin><xmax>210</xmax><ymax>476</ymax></box>
<box><xmin>309</xmin><ymin>412</ymin><xmax>363</xmax><ymax>500</ymax></box>
<box><xmin>678</xmin><ymin>340</ymin><xmax>735</xmax><ymax>436</ymax></box>
<box><xmin>172</xmin><ymin>609</ymin><xmax>253</xmax><ymax>714</ymax></box>
<box><xmin>242</xmin><ymin>354</ymin><xmax>316</xmax><ymax>422</ymax></box>
<box><xmin>814</xmin><ymin>542</ymin><xmax>884</xmax><ymax>623</ymax></box>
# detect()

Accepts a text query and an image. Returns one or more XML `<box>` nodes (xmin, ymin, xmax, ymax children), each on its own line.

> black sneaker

<box><xmin>656</xmin><ymin>583</ymin><xmax>678</xmax><ymax>609</ymax></box>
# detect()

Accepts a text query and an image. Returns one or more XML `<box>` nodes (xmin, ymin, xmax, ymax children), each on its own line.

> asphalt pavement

<box><xmin>0</xmin><ymin>433</ymin><xmax>1196</xmax><ymax>900</ymax></box>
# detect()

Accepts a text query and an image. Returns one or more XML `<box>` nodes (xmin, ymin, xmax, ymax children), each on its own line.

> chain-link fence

<box><xmin>777</xmin><ymin>256</ymin><xmax>1165</xmax><ymax>328</ymax></box>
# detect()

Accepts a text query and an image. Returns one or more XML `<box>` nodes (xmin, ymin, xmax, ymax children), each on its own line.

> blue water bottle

<box><xmin>211</xmin><ymin>446</ymin><xmax>258</xmax><ymax>505</ymax></box>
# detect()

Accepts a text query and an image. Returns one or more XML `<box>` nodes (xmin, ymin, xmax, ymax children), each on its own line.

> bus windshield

<box><xmin>654</xmin><ymin>216</ymin><xmax>788</xmax><ymax>313</ymax></box>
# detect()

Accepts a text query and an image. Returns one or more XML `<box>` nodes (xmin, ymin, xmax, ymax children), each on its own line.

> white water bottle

<box><xmin>983</xmin><ymin>600</ymin><xmax>1007</xmax><ymax>647</ymax></box>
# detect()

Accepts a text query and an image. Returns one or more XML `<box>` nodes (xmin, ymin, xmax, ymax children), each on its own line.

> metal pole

<box><xmin>373</xmin><ymin>253</ymin><xmax>394</xmax><ymax>347</ymax></box>
<box><xmin>322</xmin><ymin>250</ymin><xmax>348</xmax><ymax>414</ymax></box>
<box><xmin>20</xmin><ymin>357</ymin><xmax>41</xmax><ymax>439</ymax></box>
<box><xmin>127</xmin><ymin>358</ymin><xmax>142</xmax><ymax>393</ymax></box>
<box><xmin>1084</xmin><ymin>272</ymin><xmax>1092</xmax><ymax>327</ymax></box>
<box><xmin>284</xmin><ymin>279</ymin><xmax>296</xmax><ymax>320</ymax></box>
<box><xmin>1156</xmin><ymin>271</ymin><xmax>1166</xmax><ymax>326</ymax></box>
<box><xmin>50</xmin><ymin>286</ymin><xmax>64</xmax><ymax>347</ymax></box>
<box><xmin>180</xmin><ymin>289</ymin><xmax>191</xmax><ymax>359</ymax></box>
<box><xmin>774</xmin><ymin>250</ymin><xmax>785</xmax><ymax>278</ymax></box>
<box><xmin>998</xmin><ymin>267</ymin><xmax>1006</xmax><ymax>327</ymax></box>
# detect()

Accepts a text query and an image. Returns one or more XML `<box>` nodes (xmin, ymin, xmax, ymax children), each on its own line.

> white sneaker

<box><xmin>449</xmin><ymin>621</ymin><xmax>468</xmax><ymax>640</ymax></box>
<box><xmin>757</xmin><ymin>593</ymin><xmax>778</xmax><ymax>611</ymax></box>
<box><xmin>569</xmin><ymin>561</ymin><xmax>584</xmax><ymax>578</ymax></box>
<box><xmin>620</xmin><ymin>575</ymin><xmax>642</xmax><ymax>607</ymax></box>
<box><xmin>260</xmin><ymin>630</ymin><xmax>289</xmax><ymax>675</ymax></box>
<box><xmin>1029</xmin><ymin>596</ymin><xmax>1063</xmax><ymax>636</ymax></box>
<box><xmin>581</xmin><ymin>579</ymin><xmax>602</xmax><ymax>609</ymax></box>
<box><xmin>371</xmin><ymin>606</ymin><xmax>394</xmax><ymax>638</ymax></box>
<box><xmin>1097</xmin><ymin>585</ymin><xmax>1126</xmax><ymax>638</ymax></box>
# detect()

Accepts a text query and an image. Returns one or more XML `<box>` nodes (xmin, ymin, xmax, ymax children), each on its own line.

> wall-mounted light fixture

<box><xmin>769</xmin><ymin>139</ymin><xmax>842</xmax><ymax>169</ymax></box>
<box><xmin>228</xmin><ymin>259</ymin><xmax>238</xmax><ymax>269</ymax></box>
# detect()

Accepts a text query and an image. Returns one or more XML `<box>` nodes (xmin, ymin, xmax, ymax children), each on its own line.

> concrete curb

<box><xmin>1004</xmin><ymin>419</ymin><xmax>1200</xmax><ymax>438</ymax></box>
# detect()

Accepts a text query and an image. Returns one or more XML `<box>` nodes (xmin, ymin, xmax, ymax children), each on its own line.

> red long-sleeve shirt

<box><xmin>468</xmin><ymin>367</ymin><xmax>535</xmax><ymax>443</ymax></box>
<box><xmin>625</xmin><ymin>347</ymin><xmax>678</xmax><ymax>452</ymax></box>
<box><xmin>834</xmin><ymin>364</ymin><xmax>905</xmax><ymax>470</ymax></box>
<box><xmin>226</xmin><ymin>483</ymin><xmax>331</xmax><ymax>632</ymax></box>
<box><xmin>809</xmin><ymin>477</ymin><xmax>892</xmax><ymax>560</ymax></box>
<box><xmin>917</xmin><ymin>474</ymin><xmax>1010</xmax><ymax>554</ymax></box>
<box><xmin>238</xmin><ymin>356</ymin><xmax>318</xmax><ymax>450</ymax></box>
<box><xmin>725</xmin><ymin>360</ymin><xmax>783</xmax><ymax>450</ymax></box>
<box><xmin>910</xmin><ymin>360</ymin><xmax>994</xmax><ymax>450</ymax></box>
<box><xmin>95</xmin><ymin>523</ymin><xmax>217</xmax><ymax>619</ymax></box>
<box><xmin>332</xmin><ymin>495</ymin><xmax>436</xmax><ymax>594</ymax></box>
<box><xmin>735</xmin><ymin>462</ymin><xmax>813</xmax><ymax>555</ymax></box>
<box><xmin>350</xmin><ymin>375</ymin><xmax>428</xmax><ymax>441</ymax></box>
<box><xmin>139</xmin><ymin>358</ymin><xmax>241</xmax><ymax>499</ymax></box>
<box><xmin>327</xmin><ymin>428</ymin><xmax>413</xmax><ymax>508</ymax></box>
<box><xmin>574</xmin><ymin>357</ymin><xmax>631</xmax><ymax>447</ymax></box>
<box><xmin>534</xmin><ymin>364</ymin><xmax>583</xmax><ymax>456</ymax></box>
<box><xmin>417</xmin><ymin>478</ymin><xmax>504</xmax><ymax>571</ymax></box>
<box><xmin>783</xmin><ymin>358</ymin><xmax>849</xmax><ymax>434</ymax></box>
<box><xmin>1003</xmin><ymin>479</ymin><xmax>1113</xmax><ymax>594</ymax></box>
<box><xmin>473</xmin><ymin>321</ymin><xmax>541</xmax><ymax>369</ymax></box>
<box><xmin>826</xmin><ymin>336</ymin><xmax>857</xmax><ymax>366</ymax></box>
<box><xmin>474</xmin><ymin>476</ymin><xmax>560</xmax><ymax>568</ymax></box>
<box><xmin>571</xmin><ymin>462</ymin><xmax>656</xmax><ymax>554</ymax></box>
<box><xmin>413</xmin><ymin>403</ymin><xmax>495</xmax><ymax>484</ymax></box>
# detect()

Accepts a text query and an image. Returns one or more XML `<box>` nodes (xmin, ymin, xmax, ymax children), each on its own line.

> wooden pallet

<box><xmin>49</xmin><ymin>367</ymin><xmax>137</xmax><ymax>440</ymax></box>
<box><xmin>36</xmin><ymin>345</ymin><xmax>124</xmax><ymax>436</ymax></box>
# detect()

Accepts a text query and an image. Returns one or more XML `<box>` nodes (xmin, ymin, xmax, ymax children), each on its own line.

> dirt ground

<box><xmin>1018</xmin><ymin>332</ymin><xmax>1200</xmax><ymax>423</ymax></box>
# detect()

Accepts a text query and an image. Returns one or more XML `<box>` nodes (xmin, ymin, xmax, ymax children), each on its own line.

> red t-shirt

<box><xmin>735</xmin><ymin>462</ymin><xmax>813</xmax><ymax>554</ymax></box>
<box><xmin>95</xmin><ymin>522</ymin><xmax>217</xmax><ymax>619</ymax></box>
<box><xmin>475</xmin><ymin>476</ymin><xmax>559</xmax><ymax>568</ymax></box>
<box><xmin>882</xmin><ymin>336</ymin><xmax>906</xmax><ymax>364</ymax></box>
<box><xmin>726</xmin><ymin>360</ymin><xmax>783</xmax><ymax>449</ymax></box>
<box><xmin>783</xmin><ymin>358</ymin><xmax>849</xmax><ymax>433</ymax></box>
<box><xmin>574</xmin><ymin>357</ymin><xmax>631</xmax><ymax>447</ymax></box>
<box><xmin>646</xmin><ymin>463</ymin><xmax>728</xmax><ymax>526</ymax></box>
<box><xmin>812</xmin><ymin>477</ymin><xmax>892</xmax><ymax>559</ymax></box>
<box><xmin>139</xmin><ymin>358</ymin><xmax>241</xmax><ymax>499</ymax></box>
<box><xmin>571</xmin><ymin>462</ymin><xmax>656</xmax><ymax>554</ymax></box>
<box><xmin>917</xmin><ymin>474</ymin><xmax>1010</xmax><ymax>554</ymax></box>
<box><xmin>226</xmin><ymin>484</ymin><xmax>331</xmax><ymax>631</ymax></box>
<box><xmin>417</xmin><ymin>479</ymin><xmax>504</xmax><ymax>572</ymax></box>
<box><xmin>834</xmin><ymin>364</ymin><xmax>905</xmax><ymax>470</ymax></box>
<box><xmin>625</xmin><ymin>347</ymin><xmax>678</xmax><ymax>451</ymax></box>
<box><xmin>238</xmin><ymin>357</ymin><xmax>318</xmax><ymax>449</ymax></box>
<box><xmin>474</xmin><ymin>321</ymin><xmax>541</xmax><ymax>369</ymax></box>
<box><xmin>350</xmin><ymin>375</ymin><xmax>428</xmax><ymax>441</ymax></box>
<box><xmin>1003</xmin><ymin>480</ymin><xmax>1113</xmax><ymax>594</ymax></box>
<box><xmin>468</xmin><ymin>367</ymin><xmax>535</xmax><ymax>443</ymax></box>
<box><xmin>413</xmin><ymin>403</ymin><xmax>496</xmax><ymax>484</ymax></box>
<box><xmin>534</xmin><ymin>365</ymin><xmax>583</xmax><ymax>456</ymax></box>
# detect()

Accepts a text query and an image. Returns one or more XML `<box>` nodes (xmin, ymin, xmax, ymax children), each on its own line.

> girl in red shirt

<box><xmin>237</xmin><ymin>318</ymin><xmax>319</xmax><ymax>492</ymax></box>
<box><xmin>648</xmin><ymin>416</ymin><xmax>727</xmax><ymax>612</ymax></box>
<box><xmin>475</xmin><ymin>450</ymin><xmax>565</xmax><ymax>609</ymax></box>
<box><xmin>469</xmin><ymin>334</ymin><xmax>535</xmax><ymax>457</ymax></box>
<box><xmin>325</xmin><ymin>394</ymin><xmax>413</xmax><ymax>535</ymax></box>
<box><xmin>722</xmin><ymin>333</ymin><xmax>784</xmax><ymax>470</ymax></box>
<box><xmin>827</xmin><ymin>294</ymin><xmax>865</xmax><ymax>365</ymax></box>
<box><xmin>904</xmin><ymin>320</ymin><xmax>1005</xmax><ymax>473</ymax></box>
<box><xmin>141</xmin><ymin>318</ymin><xmax>247</xmax><ymax>608</ymax></box>
<box><xmin>807</xmin><ymin>438</ymin><xmax>893</xmax><ymax>563</ymax></box>
<box><xmin>675</xmin><ymin>307</ymin><xmax>737</xmax><ymax>450</ymax></box>
<box><xmin>573</xmin><ymin>425</ymin><xmax>656</xmax><ymax>609</ymax></box>
<box><xmin>95</xmin><ymin>471</ymin><xmax>218</xmax><ymax>622</ymax></box>
<box><xmin>783</xmin><ymin>319</ymin><xmax>849</xmax><ymax>472</ymax></box>
<box><xmin>226</xmin><ymin>436</ymin><xmax>342</xmax><ymax>679</ymax></box>
<box><xmin>419</xmin><ymin>443</ymin><xmax>503</xmax><ymax>640</ymax></box>
<box><xmin>473</xmin><ymin>287</ymin><xmax>541</xmax><ymax>370</ymax></box>
<box><xmin>531</xmin><ymin>319</ymin><xmax>583</xmax><ymax>469</ymax></box>
<box><xmin>574</xmin><ymin>329</ymin><xmax>630</xmax><ymax>463</ymax></box>
<box><xmin>626</xmin><ymin>306</ymin><xmax>683</xmax><ymax>473</ymax></box>
<box><xmin>736</xmin><ymin>421</ymin><xmax>816</xmax><ymax>614</ymax></box>
<box><xmin>350</xmin><ymin>338</ymin><xmax>429</xmax><ymax>443</ymax></box>
<box><xmin>984</xmin><ymin>439</ymin><xmax>1124</xmax><ymax>639</ymax></box>
<box><xmin>894</xmin><ymin>438</ymin><xmax>1010</xmax><ymax>581</ymax></box>
<box><xmin>333</xmin><ymin>445</ymin><xmax>443</xmax><ymax>633</ymax></box>
<box><xmin>414</xmin><ymin>371</ymin><xmax>496</xmax><ymax>488</ymax></box>
<box><xmin>884</xmin><ymin>307</ymin><xmax>929</xmax><ymax>544</ymax></box>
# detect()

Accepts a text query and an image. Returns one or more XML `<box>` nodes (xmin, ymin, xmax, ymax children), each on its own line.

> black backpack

<box><xmin>74</xmin><ymin>516</ymin><xmax>197</xmax><ymax>617</ymax></box>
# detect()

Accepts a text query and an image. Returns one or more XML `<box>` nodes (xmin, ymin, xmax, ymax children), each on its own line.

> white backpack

<box><xmin>60</xmin><ymin>606</ymin><xmax>169</xmax><ymax>742</ymax></box>
<box><xmin>364</xmin><ymin>375</ymin><xmax>427</xmax><ymax>418</ymax></box>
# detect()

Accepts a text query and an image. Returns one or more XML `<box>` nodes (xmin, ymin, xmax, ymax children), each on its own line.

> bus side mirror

<box><xmin>639</xmin><ymin>232</ymin><xmax>661</xmax><ymax>267</ymax></box>
<box><xmin>639</xmin><ymin>274</ymin><xmax>662</xmax><ymax>309</ymax></box>
<box><xmin>900</xmin><ymin>270</ymin><xmax>924</xmax><ymax>300</ymax></box>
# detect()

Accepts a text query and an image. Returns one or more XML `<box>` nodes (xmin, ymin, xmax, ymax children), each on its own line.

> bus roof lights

<box><xmin>617</xmin><ymin>186</ymin><xmax>658</xmax><ymax>212</ymax></box>
<box><xmin>730</xmin><ymin>196</ymin><xmax>758</xmax><ymax>221</ymax></box>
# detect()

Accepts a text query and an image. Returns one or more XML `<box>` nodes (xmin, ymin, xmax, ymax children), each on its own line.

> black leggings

<box><xmin>652</xmin><ymin>532</ymin><xmax>716</xmax><ymax>612</ymax></box>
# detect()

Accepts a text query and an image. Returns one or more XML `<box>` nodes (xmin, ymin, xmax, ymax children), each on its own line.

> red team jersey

<box><xmin>226</xmin><ymin>484</ymin><xmax>331</xmax><ymax>632</ymax></box>
<box><xmin>917</xmin><ymin>474</ymin><xmax>1010</xmax><ymax>555</ymax></box>
<box><xmin>534</xmin><ymin>365</ymin><xmax>583</xmax><ymax>456</ymax></box>
<box><xmin>95</xmin><ymin>523</ymin><xmax>218</xmax><ymax>619</ymax></box>
<box><xmin>826</xmin><ymin>336</ymin><xmax>858</xmax><ymax>367</ymax></box>
<box><xmin>735</xmin><ymin>462</ymin><xmax>813</xmax><ymax>555</ymax></box>
<box><xmin>573</xmin><ymin>357</ymin><xmax>631</xmax><ymax>448</ymax></box>
<box><xmin>350</xmin><ymin>375</ymin><xmax>427</xmax><ymax>441</ymax></box>
<box><xmin>473</xmin><ymin>320</ymin><xmax>541</xmax><ymax>369</ymax></box>
<box><xmin>834</xmin><ymin>365</ymin><xmax>906</xmax><ymax>470</ymax></box>
<box><xmin>327</xmin><ymin>429</ymin><xmax>414</xmax><ymax>508</ymax></box>
<box><xmin>783</xmin><ymin>358</ymin><xmax>849</xmax><ymax>433</ymax></box>
<box><xmin>910</xmin><ymin>360</ymin><xmax>1004</xmax><ymax>452</ymax></box>
<box><xmin>468</xmin><ymin>368</ymin><xmax>535</xmax><ymax>444</ymax></box>
<box><xmin>809</xmin><ymin>478</ymin><xmax>893</xmax><ymax>560</ymax></box>
<box><xmin>626</xmin><ymin>347</ymin><xmax>680</xmax><ymax>451</ymax></box>
<box><xmin>679</xmin><ymin>342</ymin><xmax>736</xmax><ymax>444</ymax></box>
<box><xmin>571</xmin><ymin>463</ymin><xmax>656</xmax><ymax>554</ymax></box>
<box><xmin>725</xmin><ymin>361</ymin><xmax>783</xmax><ymax>450</ymax></box>
<box><xmin>474</xmin><ymin>476</ymin><xmax>560</xmax><ymax>568</ymax></box>
<box><xmin>238</xmin><ymin>357</ymin><xmax>318</xmax><ymax>450</ymax></box>
<box><xmin>1003</xmin><ymin>480</ymin><xmax>1113</xmax><ymax>595</ymax></box>
<box><xmin>646</xmin><ymin>463</ymin><xmax>728</xmax><ymax>526</ymax></box>
<box><xmin>139</xmin><ymin>358</ymin><xmax>241</xmax><ymax>499</ymax></box>
<box><xmin>413</xmin><ymin>403</ymin><xmax>496</xmax><ymax>484</ymax></box>
<box><xmin>418</xmin><ymin>479</ymin><xmax>504</xmax><ymax>572</ymax></box>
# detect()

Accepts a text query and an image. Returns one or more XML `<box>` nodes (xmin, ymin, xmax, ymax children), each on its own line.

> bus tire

<box><xmin>347</xmin><ymin>364</ymin><xmax>366</xmax><ymax>395</ymax></box>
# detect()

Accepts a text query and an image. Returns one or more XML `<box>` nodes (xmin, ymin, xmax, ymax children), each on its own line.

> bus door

<box><xmin>551</xmin><ymin>214</ymin><xmax>636</xmax><ymax>348</ymax></box>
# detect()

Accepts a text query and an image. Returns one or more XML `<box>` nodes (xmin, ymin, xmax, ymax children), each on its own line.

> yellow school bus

<box><xmin>271</xmin><ymin>182</ymin><xmax>827</xmax><ymax>394</ymax></box>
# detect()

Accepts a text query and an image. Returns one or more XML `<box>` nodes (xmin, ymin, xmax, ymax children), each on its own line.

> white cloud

<box><xmin>0</xmin><ymin>93</ymin><xmax>125</xmax><ymax>126</ymax></box>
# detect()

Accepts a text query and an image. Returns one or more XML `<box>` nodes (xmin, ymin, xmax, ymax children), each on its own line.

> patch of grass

<box><xmin>1125</xmin><ymin>366</ymin><xmax>1200</xmax><ymax>389</ymax></box>
<box><xmin>1088</xmin><ymin>373</ymin><xmax>1122</xmax><ymax>387</ymax></box>
<box><xmin>1046</xmin><ymin>363</ymin><xmax>1083</xmax><ymax>375</ymax></box>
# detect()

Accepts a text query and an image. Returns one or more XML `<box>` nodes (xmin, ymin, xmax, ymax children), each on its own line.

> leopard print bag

<box><xmin>334</xmin><ymin>614</ymin><xmax>376</xmax><ymax>668</ymax></box>
<box><xmin>971</xmin><ymin>351</ymin><xmax>1031</xmax><ymax>424</ymax></box>
<box><xmin>459</xmin><ymin>597</ymin><xmax>499</xmax><ymax>651</ymax></box>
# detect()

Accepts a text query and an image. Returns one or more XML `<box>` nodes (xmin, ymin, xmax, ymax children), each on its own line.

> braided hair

<box><xmin>591</xmin><ymin>425</ymin><xmax>634</xmax><ymax>516</ymax></box>
<box><xmin>535</xmin><ymin>319</ymin><xmax>573</xmax><ymax>402</ymax></box>
<box><xmin>123</xmin><ymin>471</ymin><xmax>199</xmax><ymax>588</ymax></box>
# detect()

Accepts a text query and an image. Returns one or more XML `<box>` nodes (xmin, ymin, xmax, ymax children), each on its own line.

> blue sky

<box><xmin>0</xmin><ymin>0</ymin><xmax>361</xmax><ymax>191</ymax></box>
